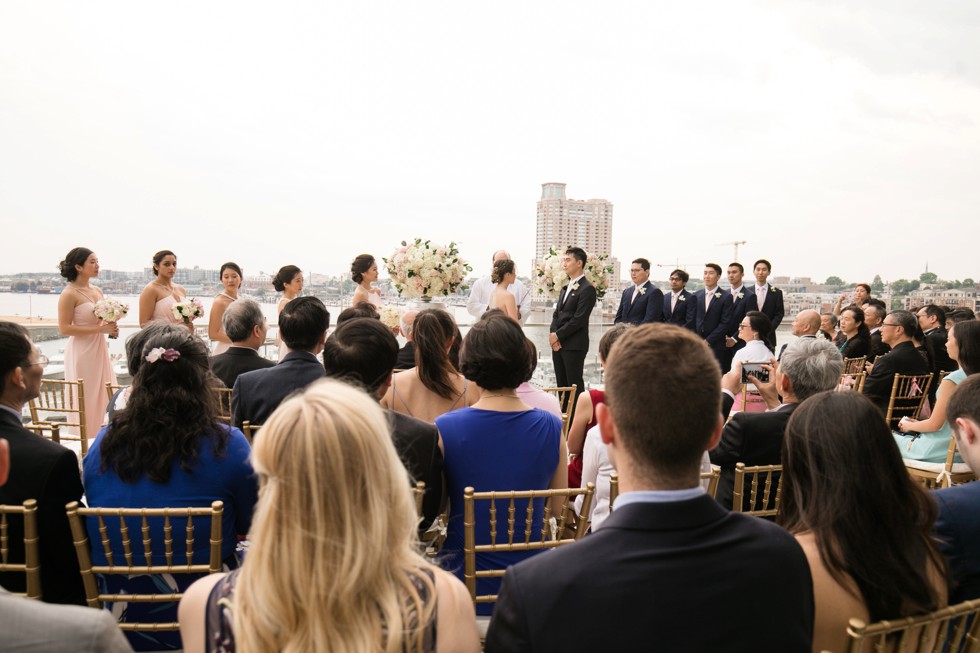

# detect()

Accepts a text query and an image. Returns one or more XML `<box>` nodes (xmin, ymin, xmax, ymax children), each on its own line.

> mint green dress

<box><xmin>893</xmin><ymin>369</ymin><xmax>966</xmax><ymax>463</ymax></box>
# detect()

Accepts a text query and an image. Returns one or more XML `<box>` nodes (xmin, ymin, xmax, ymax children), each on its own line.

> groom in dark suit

<box><xmin>614</xmin><ymin>257</ymin><xmax>663</xmax><ymax>325</ymax></box>
<box><xmin>486</xmin><ymin>324</ymin><xmax>814</xmax><ymax>652</ymax></box>
<box><xmin>695</xmin><ymin>263</ymin><xmax>733</xmax><ymax>369</ymax></box>
<box><xmin>549</xmin><ymin>247</ymin><xmax>597</xmax><ymax>403</ymax></box>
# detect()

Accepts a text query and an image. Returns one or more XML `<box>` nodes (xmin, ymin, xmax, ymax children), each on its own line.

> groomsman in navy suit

<box><xmin>721</xmin><ymin>262</ymin><xmax>757</xmax><ymax>373</ymax></box>
<box><xmin>614</xmin><ymin>258</ymin><xmax>664</xmax><ymax>325</ymax></box>
<box><xmin>695</xmin><ymin>263</ymin><xmax>733</xmax><ymax>368</ymax></box>
<box><xmin>663</xmin><ymin>268</ymin><xmax>696</xmax><ymax>330</ymax></box>
<box><xmin>752</xmin><ymin>259</ymin><xmax>784</xmax><ymax>351</ymax></box>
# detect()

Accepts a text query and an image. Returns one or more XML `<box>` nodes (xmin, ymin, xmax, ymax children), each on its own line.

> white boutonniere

<box><xmin>678</xmin><ymin>294</ymin><xmax>686</xmax><ymax>302</ymax></box>
<box><xmin>570</xmin><ymin>282</ymin><xmax>580</xmax><ymax>292</ymax></box>
<box><xmin>714</xmin><ymin>292</ymin><xmax>722</xmax><ymax>299</ymax></box>
<box><xmin>638</xmin><ymin>286</ymin><xmax>647</xmax><ymax>295</ymax></box>
<box><xmin>772</xmin><ymin>287</ymin><xmax>780</xmax><ymax>293</ymax></box>
<box><xmin>737</xmin><ymin>292</ymin><xmax>744</xmax><ymax>299</ymax></box>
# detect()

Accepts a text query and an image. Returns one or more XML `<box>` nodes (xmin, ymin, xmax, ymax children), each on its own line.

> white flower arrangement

<box><xmin>533</xmin><ymin>246</ymin><xmax>613</xmax><ymax>300</ymax></box>
<box><xmin>172</xmin><ymin>298</ymin><xmax>205</xmax><ymax>324</ymax></box>
<box><xmin>383</xmin><ymin>239</ymin><xmax>472</xmax><ymax>298</ymax></box>
<box><xmin>379</xmin><ymin>305</ymin><xmax>403</xmax><ymax>331</ymax></box>
<box><xmin>93</xmin><ymin>298</ymin><xmax>129</xmax><ymax>338</ymax></box>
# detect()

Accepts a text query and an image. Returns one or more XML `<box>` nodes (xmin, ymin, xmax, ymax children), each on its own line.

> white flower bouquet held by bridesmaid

<box><xmin>534</xmin><ymin>245</ymin><xmax>614</xmax><ymax>300</ymax></box>
<box><xmin>92</xmin><ymin>298</ymin><xmax>129</xmax><ymax>339</ymax></box>
<box><xmin>172</xmin><ymin>298</ymin><xmax>205</xmax><ymax>325</ymax></box>
<box><xmin>384</xmin><ymin>239</ymin><xmax>472</xmax><ymax>299</ymax></box>
<box><xmin>379</xmin><ymin>305</ymin><xmax>403</xmax><ymax>331</ymax></box>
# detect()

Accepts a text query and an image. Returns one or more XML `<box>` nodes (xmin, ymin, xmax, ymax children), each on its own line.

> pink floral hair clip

<box><xmin>145</xmin><ymin>347</ymin><xmax>181</xmax><ymax>364</ymax></box>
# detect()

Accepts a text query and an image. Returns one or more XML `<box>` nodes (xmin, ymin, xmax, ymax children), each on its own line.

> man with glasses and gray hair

<box><xmin>209</xmin><ymin>298</ymin><xmax>274</xmax><ymax>390</ymax></box>
<box><xmin>863</xmin><ymin>310</ymin><xmax>930</xmax><ymax>414</ymax></box>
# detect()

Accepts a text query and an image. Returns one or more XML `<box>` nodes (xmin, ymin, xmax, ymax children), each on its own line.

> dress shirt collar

<box><xmin>870</xmin><ymin>327</ymin><xmax>881</xmax><ymax>335</ymax></box>
<box><xmin>615</xmin><ymin>487</ymin><xmax>705</xmax><ymax>507</ymax></box>
<box><xmin>755</xmin><ymin>284</ymin><xmax>767</xmax><ymax>293</ymax></box>
<box><xmin>730</xmin><ymin>285</ymin><xmax>743</xmax><ymax>295</ymax></box>
<box><xmin>704</xmin><ymin>285</ymin><xmax>718</xmax><ymax>294</ymax></box>
<box><xmin>0</xmin><ymin>404</ymin><xmax>23</xmax><ymax>421</ymax></box>
<box><xmin>671</xmin><ymin>290</ymin><xmax>682</xmax><ymax>298</ymax></box>
<box><xmin>568</xmin><ymin>274</ymin><xmax>585</xmax><ymax>287</ymax></box>
<box><xmin>924</xmin><ymin>327</ymin><xmax>938</xmax><ymax>336</ymax></box>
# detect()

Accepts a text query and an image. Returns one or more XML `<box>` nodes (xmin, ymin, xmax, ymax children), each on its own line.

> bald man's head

<box><xmin>792</xmin><ymin>309</ymin><xmax>821</xmax><ymax>337</ymax></box>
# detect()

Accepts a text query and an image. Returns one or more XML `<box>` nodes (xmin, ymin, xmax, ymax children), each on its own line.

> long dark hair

<box><xmin>841</xmin><ymin>305</ymin><xmax>870</xmax><ymax>340</ymax></box>
<box><xmin>779</xmin><ymin>392</ymin><xmax>944</xmax><ymax>621</ymax></box>
<box><xmin>953</xmin><ymin>320</ymin><xmax>980</xmax><ymax>375</ymax></box>
<box><xmin>100</xmin><ymin>329</ymin><xmax>226</xmax><ymax>483</ymax></box>
<box><xmin>413</xmin><ymin>309</ymin><xmax>458</xmax><ymax>400</ymax></box>
<box><xmin>58</xmin><ymin>247</ymin><xmax>93</xmax><ymax>282</ymax></box>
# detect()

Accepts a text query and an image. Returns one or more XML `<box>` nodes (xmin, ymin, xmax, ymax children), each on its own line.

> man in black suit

<box><xmin>863</xmin><ymin>310</ymin><xmax>931</xmax><ymax>414</ymax></box>
<box><xmin>548</xmin><ymin>247</ymin><xmax>597</xmax><ymax>402</ymax></box>
<box><xmin>232</xmin><ymin>296</ymin><xmax>329</xmax><ymax>428</ymax></box>
<box><xmin>485</xmin><ymin>324</ymin><xmax>814</xmax><ymax>652</ymax></box>
<box><xmin>613</xmin><ymin>257</ymin><xmax>663</xmax><ymax>325</ymax></box>
<box><xmin>662</xmin><ymin>268</ymin><xmax>696</xmax><ymax>329</ymax></box>
<box><xmin>323</xmin><ymin>317</ymin><xmax>443</xmax><ymax>532</ymax></box>
<box><xmin>0</xmin><ymin>322</ymin><xmax>86</xmax><ymax>605</ymax></box>
<box><xmin>751</xmin><ymin>258</ymin><xmax>784</xmax><ymax>351</ymax></box>
<box><xmin>721</xmin><ymin>262</ymin><xmax>757</xmax><ymax>372</ymax></box>
<box><xmin>863</xmin><ymin>301</ymin><xmax>891</xmax><ymax>363</ymax></box>
<box><xmin>934</xmin><ymin>374</ymin><xmax>980</xmax><ymax>603</ymax></box>
<box><xmin>209</xmin><ymin>298</ymin><xmax>274</xmax><ymax>389</ymax></box>
<box><xmin>694</xmin><ymin>263</ymin><xmax>733</xmax><ymax>369</ymax></box>
<box><xmin>395</xmin><ymin>310</ymin><xmax>418</xmax><ymax>370</ymax></box>
<box><xmin>712</xmin><ymin>337</ymin><xmax>843</xmax><ymax>510</ymax></box>
<box><xmin>918</xmin><ymin>304</ymin><xmax>957</xmax><ymax>404</ymax></box>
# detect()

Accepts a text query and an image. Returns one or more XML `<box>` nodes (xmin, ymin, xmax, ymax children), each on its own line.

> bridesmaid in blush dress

<box><xmin>272</xmin><ymin>265</ymin><xmax>303</xmax><ymax>361</ymax></box>
<box><xmin>138</xmin><ymin>250</ymin><xmax>189</xmax><ymax>329</ymax></box>
<box><xmin>351</xmin><ymin>254</ymin><xmax>382</xmax><ymax>308</ymax></box>
<box><xmin>57</xmin><ymin>247</ymin><xmax>118</xmax><ymax>441</ymax></box>
<box><xmin>208</xmin><ymin>262</ymin><xmax>242</xmax><ymax>355</ymax></box>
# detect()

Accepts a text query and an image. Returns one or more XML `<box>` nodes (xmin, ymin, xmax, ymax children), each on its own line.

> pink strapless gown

<box><xmin>152</xmin><ymin>296</ymin><xmax>180</xmax><ymax>324</ymax></box>
<box><xmin>64</xmin><ymin>303</ymin><xmax>117</xmax><ymax>440</ymax></box>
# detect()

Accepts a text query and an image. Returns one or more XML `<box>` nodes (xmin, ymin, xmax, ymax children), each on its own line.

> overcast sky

<box><xmin>2</xmin><ymin>1</ymin><xmax>978</xmax><ymax>284</ymax></box>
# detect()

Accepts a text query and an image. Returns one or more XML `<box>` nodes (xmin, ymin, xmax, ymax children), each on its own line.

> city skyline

<box><xmin>2</xmin><ymin>2</ymin><xmax>978</xmax><ymax>280</ymax></box>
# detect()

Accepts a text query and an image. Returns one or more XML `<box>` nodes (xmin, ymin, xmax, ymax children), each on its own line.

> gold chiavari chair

<box><xmin>240</xmin><ymin>421</ymin><xmax>261</xmax><ymax>446</ymax></box>
<box><xmin>837</xmin><ymin>371</ymin><xmax>867</xmax><ymax>394</ymax></box>
<box><xmin>104</xmin><ymin>382</ymin><xmax>124</xmax><ymax>403</ymax></box>
<box><xmin>702</xmin><ymin>465</ymin><xmax>721</xmax><ymax>499</ymax></box>
<box><xmin>0</xmin><ymin>499</ymin><xmax>41</xmax><ymax>600</ymax></box>
<box><xmin>541</xmin><ymin>385</ymin><xmax>576</xmax><ymax>439</ymax></box>
<box><xmin>211</xmin><ymin>387</ymin><xmax>233</xmax><ymax>426</ymax></box>
<box><xmin>28</xmin><ymin>379</ymin><xmax>87</xmax><ymax>455</ymax></box>
<box><xmin>609</xmin><ymin>472</ymin><xmax>619</xmax><ymax>511</ymax></box>
<box><xmin>732</xmin><ymin>463</ymin><xmax>782</xmax><ymax>517</ymax></box>
<box><xmin>904</xmin><ymin>436</ymin><xmax>976</xmax><ymax>490</ymax></box>
<box><xmin>826</xmin><ymin>597</ymin><xmax>980</xmax><ymax>653</ymax></box>
<box><xmin>842</xmin><ymin>356</ymin><xmax>867</xmax><ymax>375</ymax></box>
<box><xmin>23</xmin><ymin>421</ymin><xmax>61</xmax><ymax>445</ymax></box>
<box><xmin>66</xmin><ymin>501</ymin><xmax>224</xmax><ymax>634</ymax></box>
<box><xmin>884</xmin><ymin>374</ymin><xmax>933</xmax><ymax>430</ymax></box>
<box><xmin>412</xmin><ymin>481</ymin><xmax>426</xmax><ymax>518</ymax></box>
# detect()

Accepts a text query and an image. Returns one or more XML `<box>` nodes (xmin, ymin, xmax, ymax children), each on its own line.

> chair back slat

<box><xmin>104</xmin><ymin>382</ymin><xmax>125</xmax><ymax>403</ymax></box>
<box><xmin>702</xmin><ymin>466</ymin><xmax>721</xmax><ymax>499</ymax></box>
<box><xmin>609</xmin><ymin>472</ymin><xmax>619</xmax><ymax>510</ymax></box>
<box><xmin>240</xmin><ymin>421</ymin><xmax>261</xmax><ymax>445</ymax></box>
<box><xmin>411</xmin><ymin>481</ymin><xmax>425</xmax><ymax>517</ymax></box>
<box><xmin>211</xmin><ymin>387</ymin><xmax>233</xmax><ymax>426</ymax></box>
<box><xmin>0</xmin><ymin>499</ymin><xmax>41</xmax><ymax>600</ymax></box>
<box><xmin>838</xmin><ymin>371</ymin><xmax>867</xmax><ymax>393</ymax></box>
<box><xmin>462</xmin><ymin>484</ymin><xmax>595</xmax><ymax>606</ymax></box>
<box><xmin>23</xmin><ymin>422</ymin><xmax>62</xmax><ymax>445</ymax></box>
<box><xmin>842</xmin><ymin>356</ymin><xmax>867</xmax><ymax>375</ymax></box>
<box><xmin>65</xmin><ymin>501</ymin><xmax>224</xmax><ymax>630</ymax></box>
<box><xmin>541</xmin><ymin>385</ymin><xmax>577</xmax><ymax>439</ymax></box>
<box><xmin>884</xmin><ymin>374</ymin><xmax>934</xmax><ymax>429</ymax></box>
<box><xmin>28</xmin><ymin>379</ymin><xmax>88</xmax><ymax>454</ymax></box>
<box><xmin>840</xmin><ymin>597</ymin><xmax>980</xmax><ymax>653</ymax></box>
<box><xmin>733</xmin><ymin>463</ymin><xmax>783</xmax><ymax>517</ymax></box>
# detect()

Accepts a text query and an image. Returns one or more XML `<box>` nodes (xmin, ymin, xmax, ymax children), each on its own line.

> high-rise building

<box><xmin>535</xmin><ymin>182</ymin><xmax>620</xmax><ymax>296</ymax></box>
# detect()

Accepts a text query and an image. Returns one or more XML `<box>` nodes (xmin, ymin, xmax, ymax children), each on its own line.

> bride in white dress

<box><xmin>351</xmin><ymin>254</ymin><xmax>382</xmax><ymax>307</ymax></box>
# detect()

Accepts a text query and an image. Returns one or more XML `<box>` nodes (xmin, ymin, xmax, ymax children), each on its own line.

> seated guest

<box><xmin>820</xmin><ymin>312</ymin><xmax>839</xmax><ymax>343</ymax></box>
<box><xmin>730</xmin><ymin>310</ymin><xmax>774</xmax><ymax>413</ymax></box>
<box><xmin>0</xmin><ymin>438</ymin><xmax>132</xmax><ymax>651</ymax></box>
<box><xmin>437</xmin><ymin>312</ymin><xmax>566</xmax><ymax>615</ymax></box>
<box><xmin>485</xmin><ymin>324</ymin><xmax>813</xmax><ymax>651</ymax></box>
<box><xmin>322</xmin><ymin>317</ymin><xmax>444</xmax><ymax>532</ymax></box>
<box><xmin>0</xmin><ymin>322</ymin><xmax>86</xmax><ymax>605</ymax></box>
<box><xmin>934</xmin><ymin>374</ymin><xmax>980</xmax><ymax>603</ymax></box>
<box><xmin>863</xmin><ymin>301</ymin><xmax>891</xmax><ymax>363</ymax></box>
<box><xmin>395</xmin><ymin>310</ymin><xmax>418</xmax><ymax>370</ymax></box>
<box><xmin>232</xmin><ymin>296</ymin><xmax>329</xmax><ymax>427</ymax></box>
<box><xmin>946</xmin><ymin>307</ymin><xmax>976</xmax><ymax>331</ymax></box>
<box><xmin>178</xmin><ymin>380</ymin><xmax>480</xmax><ymax>653</ymax></box>
<box><xmin>567</xmin><ymin>325</ymin><xmax>629</xmax><ymax>487</ymax></box>
<box><xmin>209</xmin><ymin>298</ymin><xmax>273</xmax><ymax>390</ymax></box>
<box><xmin>336</xmin><ymin>301</ymin><xmax>380</xmax><ymax>325</ymax></box>
<box><xmin>85</xmin><ymin>328</ymin><xmax>258</xmax><ymax>650</ymax></box>
<box><xmin>382</xmin><ymin>309</ymin><xmax>479</xmax><ymax>423</ymax></box>
<box><xmin>662</xmin><ymin>268</ymin><xmax>696</xmax><ymax>329</ymax></box>
<box><xmin>895</xmin><ymin>320</ymin><xmax>980</xmax><ymax>462</ymax></box>
<box><xmin>837</xmin><ymin>305</ymin><xmax>872</xmax><ymax>360</ymax></box>
<box><xmin>780</xmin><ymin>392</ymin><xmax>946</xmax><ymax>653</ymax></box>
<box><xmin>779</xmin><ymin>309</ymin><xmax>821</xmax><ymax>360</ymax></box>
<box><xmin>514</xmin><ymin>339</ymin><xmax>562</xmax><ymax>420</ymax></box>
<box><xmin>863</xmin><ymin>310</ymin><xmax>931</xmax><ymax>415</ymax></box>
<box><xmin>107</xmin><ymin>321</ymin><xmax>183</xmax><ymax>419</ymax></box>
<box><xmin>711</xmin><ymin>338</ymin><xmax>842</xmax><ymax>510</ymax></box>
<box><xmin>918</xmin><ymin>304</ymin><xmax>958</xmax><ymax>404</ymax></box>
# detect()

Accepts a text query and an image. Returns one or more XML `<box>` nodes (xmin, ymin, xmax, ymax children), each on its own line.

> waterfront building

<box><xmin>903</xmin><ymin>286</ymin><xmax>980</xmax><ymax>312</ymax></box>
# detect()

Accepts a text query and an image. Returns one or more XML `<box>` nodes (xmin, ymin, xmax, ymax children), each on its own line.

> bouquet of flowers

<box><xmin>533</xmin><ymin>246</ymin><xmax>614</xmax><ymax>300</ymax></box>
<box><xmin>93</xmin><ymin>298</ymin><xmax>130</xmax><ymax>339</ymax></box>
<box><xmin>383</xmin><ymin>239</ymin><xmax>472</xmax><ymax>299</ymax></box>
<box><xmin>172</xmin><ymin>298</ymin><xmax>205</xmax><ymax>325</ymax></box>
<box><xmin>379</xmin><ymin>305</ymin><xmax>403</xmax><ymax>332</ymax></box>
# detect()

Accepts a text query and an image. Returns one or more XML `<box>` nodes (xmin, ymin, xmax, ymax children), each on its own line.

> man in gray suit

<box><xmin>0</xmin><ymin>438</ymin><xmax>133</xmax><ymax>652</ymax></box>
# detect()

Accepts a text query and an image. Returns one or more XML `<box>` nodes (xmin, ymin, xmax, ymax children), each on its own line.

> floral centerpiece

<box><xmin>533</xmin><ymin>246</ymin><xmax>613</xmax><ymax>300</ymax></box>
<box><xmin>172</xmin><ymin>298</ymin><xmax>205</xmax><ymax>325</ymax></box>
<box><xmin>383</xmin><ymin>239</ymin><xmax>472</xmax><ymax>300</ymax></box>
<box><xmin>92</xmin><ymin>298</ymin><xmax>129</xmax><ymax>339</ymax></box>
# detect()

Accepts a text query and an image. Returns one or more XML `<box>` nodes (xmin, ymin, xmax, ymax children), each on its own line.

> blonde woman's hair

<box><xmin>233</xmin><ymin>379</ymin><xmax>436</xmax><ymax>652</ymax></box>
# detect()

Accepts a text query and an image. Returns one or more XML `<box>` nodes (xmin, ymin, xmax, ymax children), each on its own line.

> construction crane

<box><xmin>716</xmin><ymin>240</ymin><xmax>747</xmax><ymax>262</ymax></box>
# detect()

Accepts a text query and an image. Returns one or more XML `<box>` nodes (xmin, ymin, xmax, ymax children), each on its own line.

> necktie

<box><xmin>631</xmin><ymin>286</ymin><xmax>640</xmax><ymax>304</ymax></box>
<box><xmin>705</xmin><ymin>291</ymin><xmax>711</xmax><ymax>311</ymax></box>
